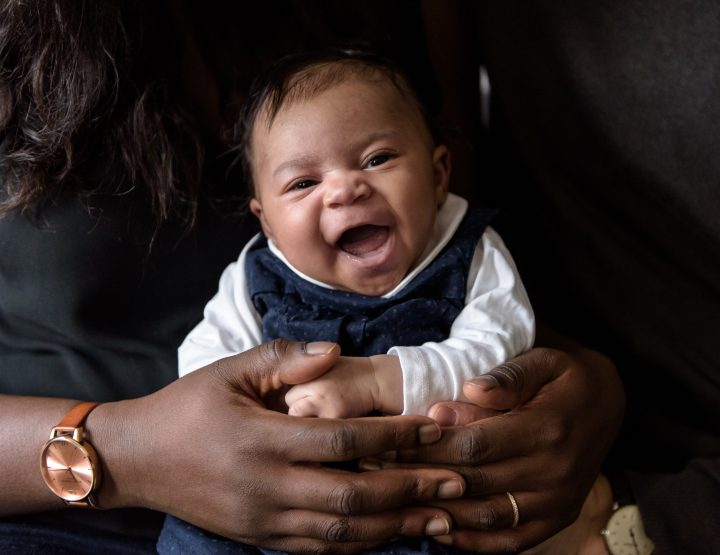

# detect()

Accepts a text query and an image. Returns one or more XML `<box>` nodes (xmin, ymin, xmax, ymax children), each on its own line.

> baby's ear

<box><xmin>250</xmin><ymin>198</ymin><xmax>274</xmax><ymax>240</ymax></box>
<box><xmin>432</xmin><ymin>145</ymin><xmax>451</xmax><ymax>206</ymax></box>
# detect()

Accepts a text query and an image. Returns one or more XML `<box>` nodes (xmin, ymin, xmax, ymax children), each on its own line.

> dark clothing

<box><xmin>0</xmin><ymin>174</ymin><xmax>256</xmax><ymax>540</ymax></box>
<box><xmin>476</xmin><ymin>1</ymin><xmax>720</xmax><ymax>552</ymax></box>
<box><xmin>245</xmin><ymin>209</ymin><xmax>494</xmax><ymax>355</ymax></box>
<box><xmin>0</xmin><ymin>192</ymin><xmax>253</xmax><ymax>401</ymax></box>
<box><xmin>0</xmin><ymin>518</ymin><xmax>157</xmax><ymax>555</ymax></box>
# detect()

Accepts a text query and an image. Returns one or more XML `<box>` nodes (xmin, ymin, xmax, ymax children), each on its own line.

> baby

<box><xmin>178</xmin><ymin>49</ymin><xmax>535</xmax><ymax>418</ymax></box>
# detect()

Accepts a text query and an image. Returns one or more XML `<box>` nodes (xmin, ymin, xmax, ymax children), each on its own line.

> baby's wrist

<box><xmin>369</xmin><ymin>355</ymin><xmax>403</xmax><ymax>414</ymax></box>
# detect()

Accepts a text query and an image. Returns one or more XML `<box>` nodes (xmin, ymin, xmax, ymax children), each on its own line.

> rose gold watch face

<box><xmin>40</xmin><ymin>437</ymin><xmax>96</xmax><ymax>501</ymax></box>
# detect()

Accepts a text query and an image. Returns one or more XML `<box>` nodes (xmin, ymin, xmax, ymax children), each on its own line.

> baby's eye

<box><xmin>366</xmin><ymin>154</ymin><xmax>392</xmax><ymax>168</ymax></box>
<box><xmin>289</xmin><ymin>179</ymin><xmax>317</xmax><ymax>191</ymax></box>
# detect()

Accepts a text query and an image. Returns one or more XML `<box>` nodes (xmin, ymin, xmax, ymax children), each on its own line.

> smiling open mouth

<box><xmin>337</xmin><ymin>225</ymin><xmax>390</xmax><ymax>256</ymax></box>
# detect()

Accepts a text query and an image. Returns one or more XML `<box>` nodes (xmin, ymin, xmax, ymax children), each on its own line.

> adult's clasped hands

<box><xmin>361</xmin><ymin>346</ymin><xmax>623</xmax><ymax>554</ymax></box>
<box><xmin>96</xmin><ymin>339</ymin><xmax>622</xmax><ymax>554</ymax></box>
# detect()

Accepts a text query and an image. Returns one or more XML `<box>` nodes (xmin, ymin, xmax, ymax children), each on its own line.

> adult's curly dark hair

<box><xmin>0</xmin><ymin>0</ymin><xmax>204</xmax><ymax>227</ymax></box>
<box><xmin>0</xmin><ymin>0</ymin><xmax>444</xmax><ymax>228</ymax></box>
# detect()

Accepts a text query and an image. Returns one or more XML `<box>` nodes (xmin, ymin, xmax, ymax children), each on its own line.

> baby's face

<box><xmin>249</xmin><ymin>76</ymin><xmax>449</xmax><ymax>296</ymax></box>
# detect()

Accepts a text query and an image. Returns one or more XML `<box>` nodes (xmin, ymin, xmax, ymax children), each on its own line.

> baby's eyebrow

<box><xmin>272</xmin><ymin>155</ymin><xmax>319</xmax><ymax>177</ymax></box>
<box><xmin>350</xmin><ymin>129</ymin><xmax>399</xmax><ymax>150</ymax></box>
<box><xmin>271</xmin><ymin>129</ymin><xmax>400</xmax><ymax>178</ymax></box>
<box><xmin>334</xmin><ymin>128</ymin><xmax>401</xmax><ymax>159</ymax></box>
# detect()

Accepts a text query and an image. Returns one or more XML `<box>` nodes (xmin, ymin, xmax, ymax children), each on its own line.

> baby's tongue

<box><xmin>338</xmin><ymin>225</ymin><xmax>389</xmax><ymax>256</ymax></box>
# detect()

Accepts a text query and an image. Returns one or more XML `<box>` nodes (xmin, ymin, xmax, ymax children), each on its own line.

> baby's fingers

<box><xmin>287</xmin><ymin>397</ymin><xmax>318</xmax><ymax>417</ymax></box>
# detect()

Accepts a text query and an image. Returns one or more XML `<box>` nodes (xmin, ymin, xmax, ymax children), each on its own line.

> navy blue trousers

<box><xmin>0</xmin><ymin>520</ymin><xmax>157</xmax><ymax>554</ymax></box>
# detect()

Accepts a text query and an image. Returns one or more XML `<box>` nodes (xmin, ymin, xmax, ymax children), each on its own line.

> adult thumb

<box><xmin>462</xmin><ymin>347</ymin><xmax>565</xmax><ymax>411</ymax></box>
<box><xmin>214</xmin><ymin>339</ymin><xmax>340</xmax><ymax>400</ymax></box>
<box><xmin>427</xmin><ymin>349</ymin><xmax>565</xmax><ymax>426</ymax></box>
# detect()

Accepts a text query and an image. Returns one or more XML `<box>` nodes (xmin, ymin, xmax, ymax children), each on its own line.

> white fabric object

<box><xmin>390</xmin><ymin>225</ymin><xmax>535</xmax><ymax>415</ymax></box>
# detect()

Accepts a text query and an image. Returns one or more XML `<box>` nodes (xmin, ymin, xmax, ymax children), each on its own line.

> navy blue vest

<box><xmin>245</xmin><ymin>209</ymin><xmax>495</xmax><ymax>356</ymax></box>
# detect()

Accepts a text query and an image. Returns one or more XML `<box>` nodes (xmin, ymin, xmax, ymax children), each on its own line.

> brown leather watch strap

<box><xmin>57</xmin><ymin>401</ymin><xmax>100</xmax><ymax>428</ymax></box>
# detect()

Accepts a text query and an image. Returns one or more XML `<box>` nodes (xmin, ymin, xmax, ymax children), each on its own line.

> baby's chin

<box><xmin>330</xmin><ymin>266</ymin><xmax>410</xmax><ymax>297</ymax></box>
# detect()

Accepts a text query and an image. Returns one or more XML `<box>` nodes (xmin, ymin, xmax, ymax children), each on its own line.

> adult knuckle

<box><xmin>492</xmin><ymin>359</ymin><xmax>527</xmax><ymax>390</ymax></box>
<box><xmin>399</xmin><ymin>475</ymin><xmax>426</xmax><ymax>501</ymax></box>
<box><xmin>329</xmin><ymin>424</ymin><xmax>357</xmax><ymax>458</ymax></box>
<box><xmin>462</xmin><ymin>467</ymin><xmax>492</xmax><ymax>495</ymax></box>
<box><xmin>323</xmin><ymin>516</ymin><xmax>352</xmax><ymax>543</ymax></box>
<box><xmin>472</xmin><ymin>503</ymin><xmax>502</xmax><ymax>529</ymax></box>
<box><xmin>458</xmin><ymin>428</ymin><xmax>484</xmax><ymax>463</ymax></box>
<box><xmin>413</xmin><ymin>475</ymin><xmax>430</xmax><ymax>499</ymax></box>
<box><xmin>328</xmin><ymin>482</ymin><xmax>363</xmax><ymax>515</ymax></box>
<box><xmin>264</xmin><ymin>338</ymin><xmax>291</xmax><ymax>363</ymax></box>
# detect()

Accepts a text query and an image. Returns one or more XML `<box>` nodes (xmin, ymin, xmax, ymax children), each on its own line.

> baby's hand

<box><xmin>285</xmin><ymin>355</ymin><xmax>402</xmax><ymax>418</ymax></box>
<box><xmin>285</xmin><ymin>356</ymin><xmax>377</xmax><ymax>418</ymax></box>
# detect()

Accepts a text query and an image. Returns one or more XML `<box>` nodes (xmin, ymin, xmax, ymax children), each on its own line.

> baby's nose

<box><xmin>322</xmin><ymin>172</ymin><xmax>372</xmax><ymax>207</ymax></box>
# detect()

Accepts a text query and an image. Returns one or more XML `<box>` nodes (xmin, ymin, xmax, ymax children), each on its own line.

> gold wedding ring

<box><xmin>506</xmin><ymin>492</ymin><xmax>520</xmax><ymax>528</ymax></box>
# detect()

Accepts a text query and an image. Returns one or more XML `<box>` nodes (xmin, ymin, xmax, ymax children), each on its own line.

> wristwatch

<box><xmin>40</xmin><ymin>402</ymin><xmax>102</xmax><ymax>508</ymax></box>
<box><xmin>600</xmin><ymin>472</ymin><xmax>654</xmax><ymax>555</ymax></box>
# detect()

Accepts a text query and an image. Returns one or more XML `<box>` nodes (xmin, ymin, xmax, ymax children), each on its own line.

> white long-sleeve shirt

<box><xmin>178</xmin><ymin>193</ymin><xmax>535</xmax><ymax>415</ymax></box>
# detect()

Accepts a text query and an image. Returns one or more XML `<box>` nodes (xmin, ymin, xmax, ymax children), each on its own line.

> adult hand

<box><xmin>92</xmin><ymin>340</ymin><xmax>465</xmax><ymax>554</ymax></box>
<box><xmin>520</xmin><ymin>474</ymin><xmax>614</xmax><ymax>555</ymax></box>
<box><xmin>364</xmin><ymin>345</ymin><xmax>624</xmax><ymax>553</ymax></box>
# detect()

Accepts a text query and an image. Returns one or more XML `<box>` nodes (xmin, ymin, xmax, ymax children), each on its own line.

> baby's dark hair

<box><xmin>234</xmin><ymin>48</ymin><xmax>440</xmax><ymax>193</ymax></box>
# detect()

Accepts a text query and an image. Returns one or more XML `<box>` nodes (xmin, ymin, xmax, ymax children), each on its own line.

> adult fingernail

<box><xmin>434</xmin><ymin>535</ymin><xmax>453</xmax><ymax>545</ymax></box>
<box><xmin>358</xmin><ymin>459</ymin><xmax>381</xmax><ymax>471</ymax></box>
<box><xmin>468</xmin><ymin>374</ymin><xmax>500</xmax><ymax>391</ymax></box>
<box><xmin>437</xmin><ymin>480</ymin><xmax>464</xmax><ymax>499</ymax></box>
<box><xmin>425</xmin><ymin>518</ymin><xmax>450</xmax><ymax>536</ymax></box>
<box><xmin>419</xmin><ymin>423</ymin><xmax>441</xmax><ymax>444</ymax></box>
<box><xmin>304</xmin><ymin>342</ymin><xmax>337</xmax><ymax>355</ymax></box>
